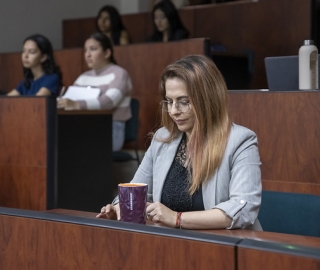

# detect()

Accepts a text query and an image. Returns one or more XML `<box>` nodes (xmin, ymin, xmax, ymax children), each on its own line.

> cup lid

<box><xmin>118</xmin><ymin>183</ymin><xmax>147</xmax><ymax>187</ymax></box>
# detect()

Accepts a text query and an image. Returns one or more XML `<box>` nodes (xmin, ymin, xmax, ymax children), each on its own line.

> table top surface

<box><xmin>48</xmin><ymin>208</ymin><xmax>320</xmax><ymax>249</ymax></box>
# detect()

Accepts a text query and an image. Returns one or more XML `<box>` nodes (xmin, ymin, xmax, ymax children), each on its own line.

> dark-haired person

<box><xmin>147</xmin><ymin>0</ymin><xmax>189</xmax><ymax>42</ymax></box>
<box><xmin>57</xmin><ymin>33</ymin><xmax>132</xmax><ymax>151</ymax></box>
<box><xmin>7</xmin><ymin>34</ymin><xmax>61</xmax><ymax>96</ymax></box>
<box><xmin>96</xmin><ymin>5</ymin><xmax>129</xmax><ymax>46</ymax></box>
<box><xmin>97</xmin><ymin>55</ymin><xmax>262</xmax><ymax>231</ymax></box>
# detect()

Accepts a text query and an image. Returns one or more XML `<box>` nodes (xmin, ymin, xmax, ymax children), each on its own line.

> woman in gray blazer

<box><xmin>98</xmin><ymin>55</ymin><xmax>262</xmax><ymax>230</ymax></box>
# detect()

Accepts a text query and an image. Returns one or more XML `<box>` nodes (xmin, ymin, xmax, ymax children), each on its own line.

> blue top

<box><xmin>16</xmin><ymin>73</ymin><xmax>60</xmax><ymax>96</ymax></box>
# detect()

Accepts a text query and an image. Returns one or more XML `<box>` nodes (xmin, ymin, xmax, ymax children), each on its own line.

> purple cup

<box><xmin>118</xmin><ymin>183</ymin><xmax>148</xmax><ymax>224</ymax></box>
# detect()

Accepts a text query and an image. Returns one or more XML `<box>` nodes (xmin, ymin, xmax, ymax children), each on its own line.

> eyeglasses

<box><xmin>160</xmin><ymin>100</ymin><xmax>191</xmax><ymax>113</ymax></box>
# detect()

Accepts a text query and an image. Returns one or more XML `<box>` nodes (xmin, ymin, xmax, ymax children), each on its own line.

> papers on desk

<box><xmin>62</xmin><ymin>86</ymin><xmax>101</xmax><ymax>100</ymax></box>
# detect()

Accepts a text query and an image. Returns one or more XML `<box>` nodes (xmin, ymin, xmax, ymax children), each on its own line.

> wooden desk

<box><xmin>0</xmin><ymin>207</ymin><xmax>238</xmax><ymax>269</ymax></box>
<box><xmin>51</xmin><ymin>209</ymin><xmax>320</xmax><ymax>270</ymax></box>
<box><xmin>50</xmin><ymin>208</ymin><xmax>320</xmax><ymax>249</ymax></box>
<box><xmin>0</xmin><ymin>97</ymin><xmax>56</xmax><ymax>210</ymax></box>
<box><xmin>228</xmin><ymin>90</ymin><xmax>320</xmax><ymax>196</ymax></box>
<box><xmin>1</xmin><ymin>207</ymin><xmax>319</xmax><ymax>269</ymax></box>
<box><xmin>0</xmin><ymin>98</ymin><xmax>114</xmax><ymax>212</ymax></box>
<box><xmin>237</xmin><ymin>239</ymin><xmax>320</xmax><ymax>270</ymax></box>
<box><xmin>57</xmin><ymin>110</ymin><xmax>113</xmax><ymax>212</ymax></box>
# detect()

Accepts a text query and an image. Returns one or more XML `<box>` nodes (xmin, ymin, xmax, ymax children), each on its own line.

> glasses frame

<box><xmin>160</xmin><ymin>100</ymin><xmax>191</xmax><ymax>113</ymax></box>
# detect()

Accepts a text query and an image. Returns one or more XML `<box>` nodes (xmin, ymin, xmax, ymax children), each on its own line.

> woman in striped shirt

<box><xmin>57</xmin><ymin>33</ymin><xmax>132</xmax><ymax>151</ymax></box>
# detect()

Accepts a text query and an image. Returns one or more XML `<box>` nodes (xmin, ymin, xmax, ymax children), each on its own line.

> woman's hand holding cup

<box><xmin>96</xmin><ymin>203</ymin><xmax>120</xmax><ymax>220</ymax></box>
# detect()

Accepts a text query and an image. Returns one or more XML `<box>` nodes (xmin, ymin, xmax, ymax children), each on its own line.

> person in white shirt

<box><xmin>57</xmin><ymin>33</ymin><xmax>132</xmax><ymax>151</ymax></box>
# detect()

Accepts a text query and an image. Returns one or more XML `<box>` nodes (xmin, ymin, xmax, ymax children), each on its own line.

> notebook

<box><xmin>62</xmin><ymin>86</ymin><xmax>101</xmax><ymax>100</ymax></box>
<box><xmin>264</xmin><ymin>55</ymin><xmax>320</xmax><ymax>90</ymax></box>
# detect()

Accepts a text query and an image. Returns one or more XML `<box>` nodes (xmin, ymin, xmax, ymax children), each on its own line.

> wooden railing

<box><xmin>0</xmin><ymin>207</ymin><xmax>319</xmax><ymax>269</ymax></box>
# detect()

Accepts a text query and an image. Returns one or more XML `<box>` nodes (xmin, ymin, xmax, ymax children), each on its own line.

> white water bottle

<box><xmin>299</xmin><ymin>40</ymin><xmax>318</xmax><ymax>90</ymax></box>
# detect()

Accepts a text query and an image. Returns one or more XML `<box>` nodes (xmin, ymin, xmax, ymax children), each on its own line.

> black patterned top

<box><xmin>161</xmin><ymin>133</ymin><xmax>204</xmax><ymax>212</ymax></box>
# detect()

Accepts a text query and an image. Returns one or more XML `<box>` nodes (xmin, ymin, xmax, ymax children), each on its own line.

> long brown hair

<box><xmin>159</xmin><ymin>55</ymin><xmax>231</xmax><ymax>194</ymax></box>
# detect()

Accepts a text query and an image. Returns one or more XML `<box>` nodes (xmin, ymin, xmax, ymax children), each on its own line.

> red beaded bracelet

<box><xmin>175</xmin><ymin>212</ymin><xmax>182</xmax><ymax>229</ymax></box>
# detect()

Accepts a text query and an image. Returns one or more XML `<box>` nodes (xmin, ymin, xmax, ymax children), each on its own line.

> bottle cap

<box><xmin>304</xmin><ymin>40</ymin><xmax>314</xmax><ymax>45</ymax></box>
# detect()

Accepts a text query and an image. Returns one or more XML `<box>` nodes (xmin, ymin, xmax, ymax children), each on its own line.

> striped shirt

<box><xmin>74</xmin><ymin>63</ymin><xmax>132</xmax><ymax>121</ymax></box>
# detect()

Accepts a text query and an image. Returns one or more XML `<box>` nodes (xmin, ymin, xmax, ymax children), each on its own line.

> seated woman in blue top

<box><xmin>7</xmin><ymin>34</ymin><xmax>62</xmax><ymax>96</ymax></box>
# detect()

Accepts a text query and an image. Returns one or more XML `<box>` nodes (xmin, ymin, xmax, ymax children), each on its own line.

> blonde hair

<box><xmin>159</xmin><ymin>55</ymin><xmax>231</xmax><ymax>194</ymax></box>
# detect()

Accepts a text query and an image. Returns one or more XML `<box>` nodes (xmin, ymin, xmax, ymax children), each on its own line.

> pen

<box><xmin>59</xmin><ymin>86</ymin><xmax>66</xmax><ymax>97</ymax></box>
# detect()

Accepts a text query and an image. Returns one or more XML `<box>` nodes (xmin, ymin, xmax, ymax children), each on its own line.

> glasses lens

<box><xmin>161</xmin><ymin>101</ymin><xmax>190</xmax><ymax>112</ymax></box>
<box><xmin>161</xmin><ymin>101</ymin><xmax>169</xmax><ymax>112</ymax></box>
<box><xmin>178</xmin><ymin>102</ymin><xmax>190</xmax><ymax>113</ymax></box>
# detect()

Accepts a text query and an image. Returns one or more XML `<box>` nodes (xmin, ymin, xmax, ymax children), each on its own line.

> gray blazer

<box><xmin>114</xmin><ymin>123</ymin><xmax>262</xmax><ymax>230</ymax></box>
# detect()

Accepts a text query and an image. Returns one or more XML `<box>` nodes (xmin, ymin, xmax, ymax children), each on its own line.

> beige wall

<box><xmin>0</xmin><ymin>0</ymin><xmax>148</xmax><ymax>53</ymax></box>
<box><xmin>120</xmin><ymin>0</ymin><xmax>150</xmax><ymax>13</ymax></box>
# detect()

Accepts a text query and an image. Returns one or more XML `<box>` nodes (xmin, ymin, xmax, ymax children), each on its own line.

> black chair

<box><xmin>113</xmin><ymin>98</ymin><xmax>140</xmax><ymax>166</ymax></box>
<box><xmin>258</xmin><ymin>190</ymin><xmax>320</xmax><ymax>237</ymax></box>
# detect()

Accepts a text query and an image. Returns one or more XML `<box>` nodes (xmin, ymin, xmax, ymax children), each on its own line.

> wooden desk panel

<box><xmin>180</xmin><ymin>9</ymin><xmax>195</xmax><ymax>38</ymax></box>
<box><xmin>0</xmin><ymin>98</ymin><xmax>47</xmax><ymax>165</ymax></box>
<box><xmin>0</xmin><ymin>97</ymin><xmax>56</xmax><ymax>210</ymax></box>
<box><xmin>261</xmin><ymin>181</ymin><xmax>320</xmax><ymax>197</ymax></box>
<box><xmin>201</xmin><ymin>227</ymin><xmax>320</xmax><ymax>250</ymax></box>
<box><xmin>54</xmin><ymin>48</ymin><xmax>83</xmax><ymax>88</ymax></box>
<box><xmin>0</xmin><ymin>166</ymin><xmax>46</xmax><ymax>209</ymax></box>
<box><xmin>0</xmin><ymin>208</ymin><xmax>237</xmax><ymax>270</ymax></box>
<box><xmin>0</xmin><ymin>52</ymin><xmax>23</xmax><ymax>92</ymax></box>
<box><xmin>228</xmin><ymin>90</ymin><xmax>320</xmax><ymax>195</ymax></box>
<box><xmin>238</xmin><ymin>239</ymin><xmax>320</xmax><ymax>270</ymax></box>
<box><xmin>3</xmin><ymin>207</ymin><xmax>320</xmax><ymax>269</ymax></box>
<box><xmin>53</xmin><ymin>209</ymin><xmax>320</xmax><ymax>270</ymax></box>
<box><xmin>0</xmin><ymin>98</ymin><xmax>113</xmax><ymax>212</ymax></box>
<box><xmin>46</xmin><ymin>209</ymin><xmax>320</xmax><ymax>270</ymax></box>
<box><xmin>50</xmin><ymin>208</ymin><xmax>320</xmax><ymax>249</ymax></box>
<box><xmin>62</xmin><ymin>17</ymin><xmax>96</xmax><ymax>49</ymax></box>
<box><xmin>122</xmin><ymin>13</ymin><xmax>150</xmax><ymax>43</ymax></box>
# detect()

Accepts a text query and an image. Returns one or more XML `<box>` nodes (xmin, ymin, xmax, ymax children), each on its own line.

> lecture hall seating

<box><xmin>62</xmin><ymin>0</ymin><xmax>313</xmax><ymax>89</ymax></box>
